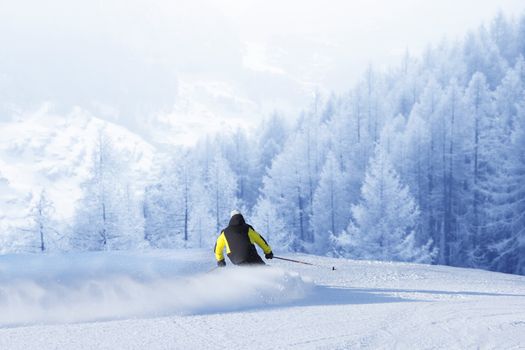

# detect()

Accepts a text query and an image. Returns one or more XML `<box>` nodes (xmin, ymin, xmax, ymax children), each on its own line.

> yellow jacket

<box><xmin>215</xmin><ymin>225</ymin><xmax>272</xmax><ymax>264</ymax></box>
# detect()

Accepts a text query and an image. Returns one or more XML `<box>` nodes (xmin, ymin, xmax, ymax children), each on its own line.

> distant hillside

<box><xmin>0</xmin><ymin>107</ymin><xmax>156</xmax><ymax>251</ymax></box>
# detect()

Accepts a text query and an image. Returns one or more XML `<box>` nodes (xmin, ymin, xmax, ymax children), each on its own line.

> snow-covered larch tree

<box><xmin>71</xmin><ymin>131</ymin><xmax>143</xmax><ymax>250</ymax></box>
<box><xmin>188</xmin><ymin>179</ymin><xmax>216</xmax><ymax>248</ymax></box>
<box><xmin>251</xmin><ymin>196</ymin><xmax>292</xmax><ymax>251</ymax></box>
<box><xmin>335</xmin><ymin>142</ymin><xmax>434</xmax><ymax>263</ymax></box>
<box><xmin>26</xmin><ymin>189</ymin><xmax>58</xmax><ymax>252</ymax></box>
<box><xmin>206</xmin><ymin>150</ymin><xmax>238</xmax><ymax>233</ymax></box>
<box><xmin>310</xmin><ymin>151</ymin><xmax>351</xmax><ymax>254</ymax></box>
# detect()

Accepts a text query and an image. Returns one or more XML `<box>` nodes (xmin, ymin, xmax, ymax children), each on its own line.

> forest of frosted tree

<box><xmin>19</xmin><ymin>13</ymin><xmax>525</xmax><ymax>275</ymax></box>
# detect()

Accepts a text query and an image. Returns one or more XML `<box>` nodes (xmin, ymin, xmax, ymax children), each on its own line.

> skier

<box><xmin>214</xmin><ymin>210</ymin><xmax>273</xmax><ymax>267</ymax></box>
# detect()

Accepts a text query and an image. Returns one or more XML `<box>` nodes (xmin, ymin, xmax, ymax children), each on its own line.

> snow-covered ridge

<box><xmin>0</xmin><ymin>107</ymin><xmax>156</xmax><ymax>241</ymax></box>
<box><xmin>0</xmin><ymin>250</ymin><xmax>312</xmax><ymax>327</ymax></box>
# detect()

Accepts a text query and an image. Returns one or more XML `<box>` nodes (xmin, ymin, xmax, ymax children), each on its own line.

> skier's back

<box><xmin>214</xmin><ymin>210</ymin><xmax>273</xmax><ymax>267</ymax></box>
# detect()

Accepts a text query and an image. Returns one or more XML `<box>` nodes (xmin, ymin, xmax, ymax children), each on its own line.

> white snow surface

<box><xmin>1</xmin><ymin>250</ymin><xmax>525</xmax><ymax>349</ymax></box>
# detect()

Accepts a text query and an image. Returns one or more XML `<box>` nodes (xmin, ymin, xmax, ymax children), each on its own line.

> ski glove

<box><xmin>217</xmin><ymin>259</ymin><xmax>226</xmax><ymax>267</ymax></box>
<box><xmin>265</xmin><ymin>251</ymin><xmax>274</xmax><ymax>259</ymax></box>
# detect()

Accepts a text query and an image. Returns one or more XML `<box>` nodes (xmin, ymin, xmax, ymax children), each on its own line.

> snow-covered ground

<box><xmin>1</xmin><ymin>250</ymin><xmax>524</xmax><ymax>349</ymax></box>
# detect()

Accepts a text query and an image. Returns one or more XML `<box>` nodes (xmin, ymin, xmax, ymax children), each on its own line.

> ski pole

<box><xmin>273</xmin><ymin>256</ymin><xmax>336</xmax><ymax>270</ymax></box>
<box><xmin>273</xmin><ymin>256</ymin><xmax>315</xmax><ymax>266</ymax></box>
<box><xmin>206</xmin><ymin>266</ymin><xmax>219</xmax><ymax>273</ymax></box>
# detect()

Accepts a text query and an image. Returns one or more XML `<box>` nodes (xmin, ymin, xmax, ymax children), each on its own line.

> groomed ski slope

<box><xmin>0</xmin><ymin>250</ymin><xmax>524</xmax><ymax>349</ymax></box>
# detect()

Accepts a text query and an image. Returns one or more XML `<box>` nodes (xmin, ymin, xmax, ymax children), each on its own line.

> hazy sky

<box><xmin>1</xmin><ymin>0</ymin><xmax>524</xmax><ymax>145</ymax></box>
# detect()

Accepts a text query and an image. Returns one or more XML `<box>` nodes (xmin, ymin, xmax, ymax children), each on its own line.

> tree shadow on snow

<box><xmin>184</xmin><ymin>286</ymin><xmax>416</xmax><ymax>317</ymax></box>
<box><xmin>288</xmin><ymin>286</ymin><xmax>417</xmax><ymax>308</ymax></box>
<box><xmin>346</xmin><ymin>288</ymin><xmax>525</xmax><ymax>298</ymax></box>
<box><xmin>181</xmin><ymin>281</ymin><xmax>525</xmax><ymax>317</ymax></box>
<box><xmin>249</xmin><ymin>285</ymin><xmax>525</xmax><ymax>314</ymax></box>
<box><xmin>284</xmin><ymin>286</ymin><xmax>525</xmax><ymax>312</ymax></box>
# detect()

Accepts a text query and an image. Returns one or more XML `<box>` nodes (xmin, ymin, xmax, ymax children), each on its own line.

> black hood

<box><xmin>228</xmin><ymin>214</ymin><xmax>246</xmax><ymax>226</ymax></box>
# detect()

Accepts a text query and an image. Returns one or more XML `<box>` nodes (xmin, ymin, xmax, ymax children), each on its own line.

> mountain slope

<box><xmin>0</xmin><ymin>108</ymin><xmax>156</xmax><ymax>251</ymax></box>
<box><xmin>0</xmin><ymin>251</ymin><xmax>523</xmax><ymax>349</ymax></box>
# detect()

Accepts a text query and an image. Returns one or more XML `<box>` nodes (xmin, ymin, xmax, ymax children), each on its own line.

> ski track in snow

<box><xmin>1</xmin><ymin>250</ymin><xmax>525</xmax><ymax>349</ymax></box>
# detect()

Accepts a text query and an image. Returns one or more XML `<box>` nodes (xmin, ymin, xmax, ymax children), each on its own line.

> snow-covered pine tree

<box><xmin>143</xmin><ymin>183</ymin><xmax>168</xmax><ymax>247</ymax></box>
<box><xmin>143</xmin><ymin>152</ymin><xmax>194</xmax><ymax>248</ymax></box>
<box><xmin>221</xmin><ymin>128</ymin><xmax>254</xmax><ymax>207</ymax></box>
<box><xmin>462</xmin><ymin>72</ymin><xmax>494</xmax><ymax>267</ymax></box>
<box><xmin>251</xmin><ymin>197</ymin><xmax>291</xmax><ymax>251</ymax></box>
<box><xmin>326</xmin><ymin>92</ymin><xmax>369</xmax><ymax>208</ymax></box>
<box><xmin>310</xmin><ymin>151</ymin><xmax>351</xmax><ymax>254</ymax></box>
<box><xmin>113</xmin><ymin>183</ymin><xmax>145</xmax><ymax>249</ymax></box>
<box><xmin>485</xmin><ymin>61</ymin><xmax>525</xmax><ymax>274</ymax></box>
<box><xmin>463</xmin><ymin>27</ymin><xmax>506</xmax><ymax>89</ymax></box>
<box><xmin>400</xmin><ymin>107</ymin><xmax>432</xmax><ymax>244</ymax></box>
<box><xmin>335</xmin><ymin>142</ymin><xmax>434</xmax><ymax>263</ymax></box>
<box><xmin>432</xmin><ymin>79</ymin><xmax>466</xmax><ymax>265</ymax></box>
<box><xmin>167</xmin><ymin>154</ymin><xmax>194</xmax><ymax>246</ymax></box>
<box><xmin>261</xmin><ymin>132</ymin><xmax>311</xmax><ymax>249</ymax></box>
<box><xmin>188</xmin><ymin>179</ymin><xmax>216</xmax><ymax>248</ymax></box>
<box><xmin>71</xmin><ymin>131</ymin><xmax>142</xmax><ymax>250</ymax></box>
<box><xmin>505</xmin><ymin>99</ymin><xmax>525</xmax><ymax>275</ymax></box>
<box><xmin>25</xmin><ymin>189</ymin><xmax>58</xmax><ymax>252</ymax></box>
<box><xmin>206</xmin><ymin>150</ymin><xmax>238</xmax><ymax>233</ymax></box>
<box><xmin>410</xmin><ymin>78</ymin><xmax>443</xmax><ymax>249</ymax></box>
<box><xmin>251</xmin><ymin>112</ymin><xmax>289</xmax><ymax>207</ymax></box>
